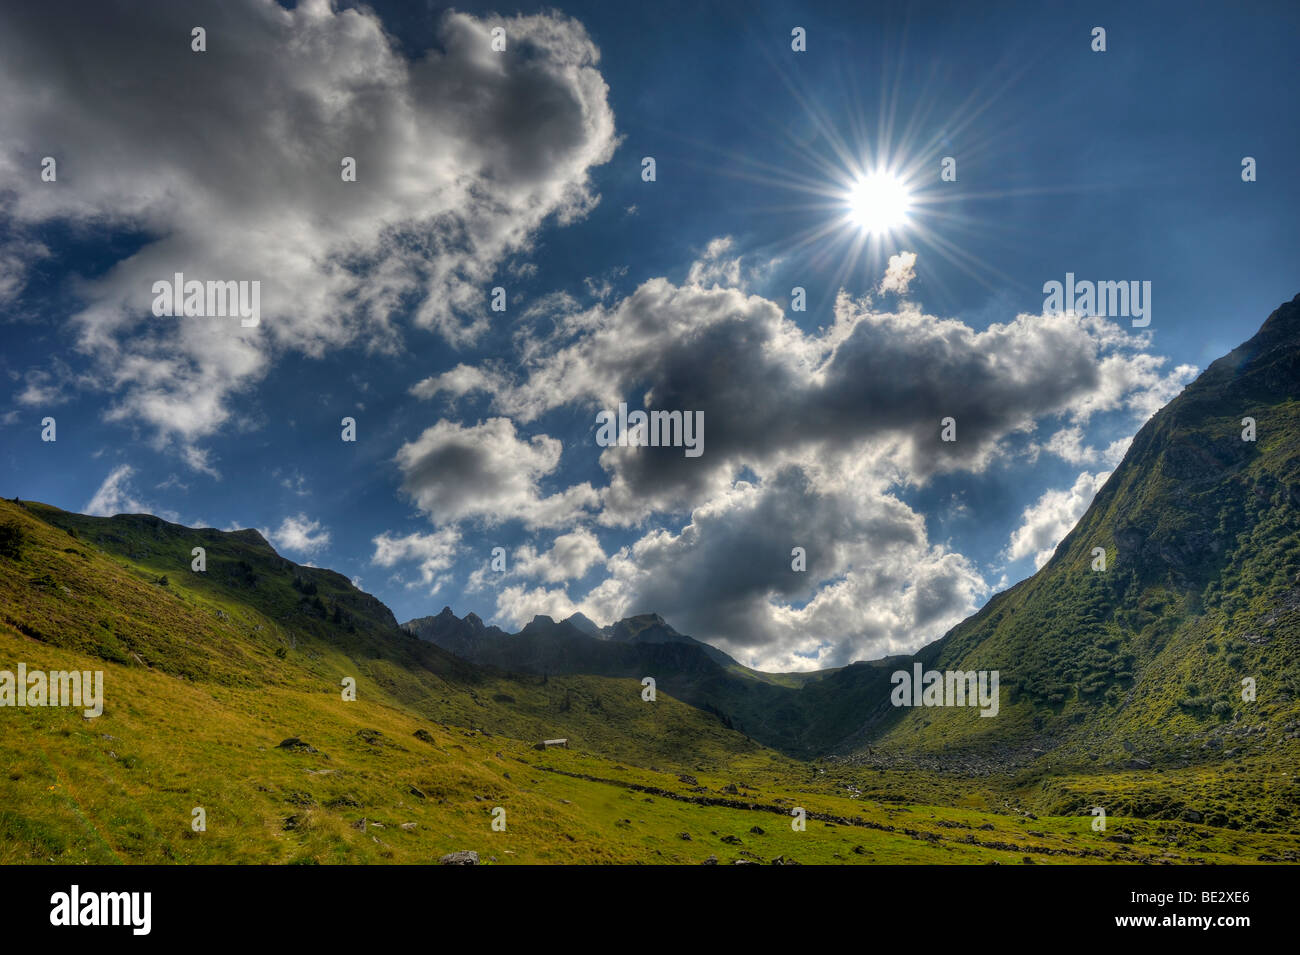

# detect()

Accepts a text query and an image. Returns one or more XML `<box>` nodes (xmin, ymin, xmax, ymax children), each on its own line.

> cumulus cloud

<box><xmin>494</xmin><ymin>584</ymin><xmax>581</xmax><ymax>627</ymax></box>
<box><xmin>1038</xmin><ymin>425</ymin><xmax>1132</xmax><ymax>467</ymax></box>
<box><xmin>394</xmin><ymin>417</ymin><xmax>598</xmax><ymax>529</ymax></box>
<box><xmin>879</xmin><ymin>250</ymin><xmax>917</xmax><ymax>295</ymax></box>
<box><xmin>0</xmin><ymin>0</ymin><xmax>616</xmax><ymax>462</ymax></box>
<box><xmin>423</xmin><ymin>245</ymin><xmax>1196</xmax><ymax>526</ymax></box>
<box><xmin>514</xmin><ymin>528</ymin><xmax>606</xmax><ymax>583</ymax></box>
<box><xmin>407</xmin><ymin>248</ymin><xmax>1194</xmax><ymax>665</ymax></box>
<box><xmin>567</xmin><ymin>465</ymin><xmax>987</xmax><ymax>669</ymax></box>
<box><xmin>371</xmin><ymin>527</ymin><xmax>461</xmax><ymax>590</ymax></box>
<box><xmin>460</xmin><ymin>527</ymin><xmax>606</xmax><ymax>623</ymax></box>
<box><xmin>1007</xmin><ymin>470</ymin><xmax>1111</xmax><ymax>569</ymax></box>
<box><xmin>267</xmin><ymin>513</ymin><xmax>331</xmax><ymax>556</ymax></box>
<box><xmin>686</xmin><ymin>237</ymin><xmax>744</xmax><ymax>288</ymax></box>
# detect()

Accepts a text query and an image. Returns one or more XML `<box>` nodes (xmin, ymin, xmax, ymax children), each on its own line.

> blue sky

<box><xmin>2</xmin><ymin>0</ymin><xmax>1297</xmax><ymax>670</ymax></box>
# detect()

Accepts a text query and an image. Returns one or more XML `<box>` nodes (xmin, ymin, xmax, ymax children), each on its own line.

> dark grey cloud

<box><xmin>422</xmin><ymin>245</ymin><xmax>1194</xmax><ymax>667</ymax></box>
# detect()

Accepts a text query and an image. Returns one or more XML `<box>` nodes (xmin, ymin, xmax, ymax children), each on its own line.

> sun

<box><xmin>845</xmin><ymin>171</ymin><xmax>913</xmax><ymax>235</ymax></box>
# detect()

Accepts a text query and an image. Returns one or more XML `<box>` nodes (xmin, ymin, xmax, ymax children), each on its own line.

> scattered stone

<box><xmin>438</xmin><ymin>851</ymin><xmax>479</xmax><ymax>865</ymax></box>
<box><xmin>277</xmin><ymin>737</ymin><xmax>318</xmax><ymax>753</ymax></box>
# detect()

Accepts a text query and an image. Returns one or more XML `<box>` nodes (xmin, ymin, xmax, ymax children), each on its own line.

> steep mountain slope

<box><xmin>846</xmin><ymin>294</ymin><xmax>1300</xmax><ymax>780</ymax></box>
<box><xmin>0</xmin><ymin>500</ymin><xmax>764</xmax><ymax>772</ymax></box>
<box><xmin>403</xmin><ymin>295</ymin><xmax>1300</xmax><ymax>794</ymax></box>
<box><xmin>5</xmin><ymin>294</ymin><xmax>1299</xmax><ymax>857</ymax></box>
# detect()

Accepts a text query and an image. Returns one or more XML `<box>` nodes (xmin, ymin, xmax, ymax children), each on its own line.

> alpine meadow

<box><xmin>1</xmin><ymin>0</ymin><xmax>1298</xmax><ymax>913</ymax></box>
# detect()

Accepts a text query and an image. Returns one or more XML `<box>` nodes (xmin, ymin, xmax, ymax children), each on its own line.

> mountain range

<box><xmin>407</xmin><ymin>294</ymin><xmax>1300</xmax><ymax>778</ymax></box>
<box><xmin>3</xmin><ymin>293</ymin><xmax>1299</xmax><ymax>861</ymax></box>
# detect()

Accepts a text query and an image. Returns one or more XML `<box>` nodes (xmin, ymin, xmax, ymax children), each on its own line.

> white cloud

<box><xmin>1039</xmin><ymin>426</ymin><xmax>1132</xmax><ymax>467</ymax></box>
<box><xmin>370</xmin><ymin>527</ymin><xmax>461</xmax><ymax>590</ymax></box>
<box><xmin>0</xmin><ymin>0</ymin><xmax>617</xmax><ymax>462</ymax></box>
<box><xmin>405</xmin><ymin>248</ymin><xmax>1197</xmax><ymax>665</ymax></box>
<box><xmin>1007</xmin><ymin>470</ymin><xmax>1111</xmax><ymax>569</ymax></box>
<box><xmin>879</xmin><ymin>250</ymin><xmax>917</xmax><ymax>295</ymax></box>
<box><xmin>267</xmin><ymin>513</ymin><xmax>331</xmax><ymax>556</ymax></box>
<box><xmin>84</xmin><ymin>464</ymin><xmax>179</xmax><ymax>521</ymax></box>
<box><xmin>686</xmin><ymin>237</ymin><xmax>744</xmax><ymax>288</ymax></box>
<box><xmin>411</xmin><ymin>364</ymin><xmax>509</xmax><ymax>403</ymax></box>
<box><xmin>513</xmin><ymin>528</ymin><xmax>606</xmax><ymax>583</ymax></box>
<box><xmin>566</xmin><ymin>465</ymin><xmax>988</xmax><ymax>670</ymax></box>
<box><xmin>275</xmin><ymin>469</ymin><xmax>310</xmax><ymax>496</ymax></box>
<box><xmin>394</xmin><ymin>417</ymin><xmax>598</xmax><ymax>529</ymax></box>
<box><xmin>493</xmin><ymin>584</ymin><xmax>580</xmax><ymax>628</ymax></box>
<box><xmin>0</xmin><ymin>238</ymin><xmax>48</xmax><ymax>307</ymax></box>
<box><xmin>84</xmin><ymin>465</ymin><xmax>145</xmax><ymax>517</ymax></box>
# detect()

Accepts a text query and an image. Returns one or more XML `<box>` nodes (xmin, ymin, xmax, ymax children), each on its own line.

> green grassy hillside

<box><xmin>5</xmin><ymin>296</ymin><xmax>1300</xmax><ymax>862</ymax></box>
<box><xmin>6</xmin><ymin>496</ymin><xmax>1295</xmax><ymax>862</ymax></box>
<box><xmin>847</xmin><ymin>295</ymin><xmax>1300</xmax><ymax>793</ymax></box>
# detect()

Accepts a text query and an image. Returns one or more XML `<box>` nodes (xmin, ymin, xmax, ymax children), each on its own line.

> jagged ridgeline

<box><xmin>406</xmin><ymin>295</ymin><xmax>1300</xmax><ymax>775</ymax></box>
<box><xmin>2</xmin><ymin>295</ymin><xmax>1299</xmax><ymax>862</ymax></box>
<box><xmin>402</xmin><ymin>606</ymin><xmax>908</xmax><ymax>758</ymax></box>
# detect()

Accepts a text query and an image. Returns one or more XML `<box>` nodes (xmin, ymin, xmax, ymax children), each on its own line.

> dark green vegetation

<box><xmin>861</xmin><ymin>293</ymin><xmax>1300</xmax><ymax>794</ymax></box>
<box><xmin>2</xmin><ymin>295</ymin><xmax>1299</xmax><ymax>863</ymax></box>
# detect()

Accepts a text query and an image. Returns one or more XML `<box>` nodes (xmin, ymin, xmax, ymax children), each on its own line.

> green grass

<box><xmin>2</xmin><ymin>497</ymin><xmax>1297</xmax><ymax>863</ymax></box>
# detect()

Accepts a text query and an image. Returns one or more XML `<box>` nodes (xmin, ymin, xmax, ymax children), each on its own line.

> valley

<box><xmin>3</xmin><ymin>295</ymin><xmax>1300</xmax><ymax>865</ymax></box>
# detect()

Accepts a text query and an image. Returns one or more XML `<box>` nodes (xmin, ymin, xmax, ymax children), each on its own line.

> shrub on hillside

<box><xmin>0</xmin><ymin>521</ymin><xmax>23</xmax><ymax>559</ymax></box>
